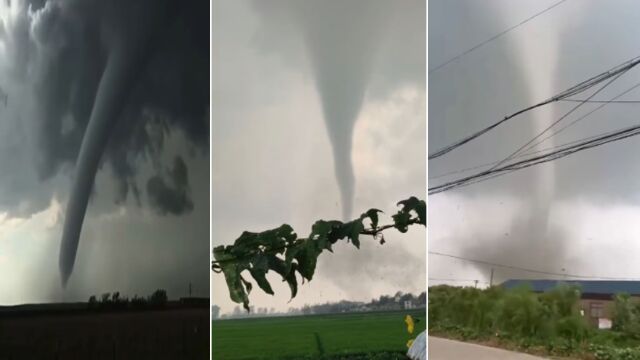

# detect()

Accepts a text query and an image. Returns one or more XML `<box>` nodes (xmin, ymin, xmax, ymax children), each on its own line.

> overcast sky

<box><xmin>429</xmin><ymin>0</ymin><xmax>640</xmax><ymax>287</ymax></box>
<box><xmin>212</xmin><ymin>0</ymin><xmax>425</xmax><ymax>314</ymax></box>
<box><xmin>0</xmin><ymin>0</ymin><xmax>209</xmax><ymax>304</ymax></box>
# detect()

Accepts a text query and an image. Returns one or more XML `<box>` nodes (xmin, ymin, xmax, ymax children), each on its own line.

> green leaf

<box><xmin>298</xmin><ymin>242</ymin><xmax>323</xmax><ymax>280</ymax></box>
<box><xmin>284</xmin><ymin>264</ymin><xmax>298</xmax><ymax>300</ymax></box>
<box><xmin>392</xmin><ymin>211</ymin><xmax>412</xmax><ymax>233</ymax></box>
<box><xmin>284</xmin><ymin>240</ymin><xmax>304</xmax><ymax>272</ymax></box>
<box><xmin>362</xmin><ymin>208</ymin><xmax>383</xmax><ymax>229</ymax></box>
<box><xmin>222</xmin><ymin>263</ymin><xmax>247</xmax><ymax>304</ymax></box>
<box><xmin>322</xmin><ymin>219</ymin><xmax>364</xmax><ymax>249</ymax></box>
<box><xmin>213</xmin><ymin>246</ymin><xmax>250</xmax><ymax>310</ymax></box>
<box><xmin>268</xmin><ymin>256</ymin><xmax>298</xmax><ymax>300</ymax></box>
<box><xmin>241</xmin><ymin>276</ymin><xmax>253</xmax><ymax>297</ymax></box>
<box><xmin>397</xmin><ymin>197</ymin><xmax>426</xmax><ymax>226</ymax></box>
<box><xmin>340</xmin><ymin>219</ymin><xmax>365</xmax><ymax>249</ymax></box>
<box><xmin>248</xmin><ymin>268</ymin><xmax>273</xmax><ymax>295</ymax></box>
<box><xmin>284</xmin><ymin>239</ymin><xmax>323</xmax><ymax>281</ymax></box>
<box><xmin>229</xmin><ymin>231</ymin><xmax>258</xmax><ymax>258</ymax></box>
<box><xmin>212</xmin><ymin>197</ymin><xmax>426</xmax><ymax>310</ymax></box>
<box><xmin>259</xmin><ymin>224</ymin><xmax>297</xmax><ymax>250</ymax></box>
<box><xmin>392</xmin><ymin>197</ymin><xmax>427</xmax><ymax>232</ymax></box>
<box><xmin>312</xmin><ymin>220</ymin><xmax>343</xmax><ymax>245</ymax></box>
<box><xmin>249</xmin><ymin>255</ymin><xmax>274</xmax><ymax>295</ymax></box>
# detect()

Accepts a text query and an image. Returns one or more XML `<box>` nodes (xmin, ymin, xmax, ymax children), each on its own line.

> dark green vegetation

<box><xmin>429</xmin><ymin>285</ymin><xmax>640</xmax><ymax>360</ymax></box>
<box><xmin>87</xmin><ymin>289</ymin><xmax>170</xmax><ymax>311</ymax></box>
<box><xmin>212</xmin><ymin>310</ymin><xmax>425</xmax><ymax>360</ymax></box>
<box><xmin>212</xmin><ymin>197</ymin><xmax>426</xmax><ymax>311</ymax></box>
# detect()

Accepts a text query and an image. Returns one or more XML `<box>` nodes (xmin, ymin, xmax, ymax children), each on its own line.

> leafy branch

<box><xmin>212</xmin><ymin>196</ymin><xmax>426</xmax><ymax>311</ymax></box>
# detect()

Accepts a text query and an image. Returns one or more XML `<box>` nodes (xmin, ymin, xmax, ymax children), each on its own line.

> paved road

<box><xmin>429</xmin><ymin>337</ymin><xmax>548</xmax><ymax>360</ymax></box>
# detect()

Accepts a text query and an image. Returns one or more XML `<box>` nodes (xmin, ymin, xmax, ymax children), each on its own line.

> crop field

<box><xmin>0</xmin><ymin>307</ymin><xmax>209</xmax><ymax>360</ymax></box>
<box><xmin>211</xmin><ymin>309</ymin><xmax>426</xmax><ymax>360</ymax></box>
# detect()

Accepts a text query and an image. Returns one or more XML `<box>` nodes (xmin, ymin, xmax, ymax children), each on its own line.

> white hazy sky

<box><xmin>430</xmin><ymin>0</ymin><xmax>640</xmax><ymax>288</ymax></box>
<box><xmin>212</xmin><ymin>0</ymin><xmax>425</xmax><ymax>314</ymax></box>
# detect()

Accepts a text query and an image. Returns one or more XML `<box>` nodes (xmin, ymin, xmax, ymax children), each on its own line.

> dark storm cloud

<box><xmin>147</xmin><ymin>156</ymin><xmax>194</xmax><ymax>216</ymax></box>
<box><xmin>0</xmin><ymin>0</ymin><xmax>208</xmax><ymax>286</ymax></box>
<box><xmin>0</xmin><ymin>0</ymin><xmax>209</xmax><ymax>217</ymax></box>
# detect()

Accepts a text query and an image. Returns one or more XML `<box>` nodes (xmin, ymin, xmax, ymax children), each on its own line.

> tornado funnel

<box><xmin>59</xmin><ymin>1</ymin><xmax>175</xmax><ymax>286</ymax></box>
<box><xmin>292</xmin><ymin>0</ymin><xmax>388</xmax><ymax>220</ymax></box>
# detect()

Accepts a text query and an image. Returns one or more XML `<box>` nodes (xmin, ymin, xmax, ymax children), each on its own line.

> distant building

<box><xmin>211</xmin><ymin>305</ymin><xmax>220</xmax><ymax>319</ymax></box>
<box><xmin>404</xmin><ymin>300</ymin><xmax>414</xmax><ymax>310</ymax></box>
<box><xmin>502</xmin><ymin>280</ymin><xmax>640</xmax><ymax>328</ymax></box>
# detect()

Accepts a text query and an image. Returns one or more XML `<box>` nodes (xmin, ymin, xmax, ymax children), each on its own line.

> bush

<box><xmin>100</xmin><ymin>292</ymin><xmax>111</xmax><ymax>304</ymax></box>
<box><xmin>149</xmin><ymin>289</ymin><xmax>168</xmax><ymax>307</ymax></box>
<box><xmin>429</xmin><ymin>284</ymin><xmax>588</xmax><ymax>351</ymax></box>
<box><xmin>86</xmin><ymin>289</ymin><xmax>168</xmax><ymax>311</ymax></box>
<box><xmin>612</xmin><ymin>293</ymin><xmax>640</xmax><ymax>338</ymax></box>
<box><xmin>131</xmin><ymin>295</ymin><xmax>148</xmax><ymax>309</ymax></box>
<box><xmin>88</xmin><ymin>295</ymin><xmax>97</xmax><ymax>309</ymax></box>
<box><xmin>590</xmin><ymin>344</ymin><xmax>640</xmax><ymax>360</ymax></box>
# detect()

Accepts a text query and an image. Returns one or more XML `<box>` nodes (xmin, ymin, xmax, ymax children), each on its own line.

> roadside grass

<box><xmin>429</xmin><ymin>285</ymin><xmax>640</xmax><ymax>360</ymax></box>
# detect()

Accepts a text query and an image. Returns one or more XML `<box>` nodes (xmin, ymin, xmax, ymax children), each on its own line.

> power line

<box><xmin>561</xmin><ymin>99</ymin><xmax>640</xmax><ymax>104</ymax></box>
<box><xmin>429</xmin><ymin>129</ymin><xmax>620</xmax><ymax>180</ymax></box>
<box><xmin>429</xmin><ymin>0</ymin><xmax>569</xmax><ymax>75</ymax></box>
<box><xmin>430</xmin><ymin>123</ymin><xmax>640</xmax><ymax>194</ymax></box>
<box><xmin>430</xmin><ymin>80</ymin><xmax>640</xmax><ymax>181</ymax></box>
<box><xmin>428</xmin><ymin>55</ymin><xmax>640</xmax><ymax>160</ymax></box>
<box><xmin>521</xmin><ymin>80</ymin><xmax>640</xmax><ymax>154</ymax></box>
<box><xmin>486</xmin><ymin>68</ymin><xmax>627</xmax><ymax>172</ymax></box>
<box><xmin>429</xmin><ymin>251</ymin><xmax>640</xmax><ymax>281</ymax></box>
<box><xmin>429</xmin><ymin>122</ymin><xmax>640</xmax><ymax>194</ymax></box>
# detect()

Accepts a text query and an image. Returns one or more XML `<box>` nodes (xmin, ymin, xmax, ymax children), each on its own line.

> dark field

<box><xmin>212</xmin><ymin>309</ymin><xmax>426</xmax><ymax>360</ymax></box>
<box><xmin>0</xmin><ymin>306</ymin><xmax>209</xmax><ymax>360</ymax></box>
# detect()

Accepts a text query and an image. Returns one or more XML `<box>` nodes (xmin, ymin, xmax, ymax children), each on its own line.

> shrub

<box><xmin>88</xmin><ymin>295</ymin><xmax>97</xmax><ymax>309</ymax></box>
<box><xmin>590</xmin><ymin>344</ymin><xmax>640</xmax><ymax>360</ymax></box>
<box><xmin>429</xmin><ymin>284</ymin><xmax>588</xmax><ymax>348</ymax></box>
<box><xmin>149</xmin><ymin>289</ymin><xmax>168</xmax><ymax>307</ymax></box>
<box><xmin>87</xmin><ymin>289</ymin><xmax>167</xmax><ymax>311</ymax></box>
<box><xmin>612</xmin><ymin>293</ymin><xmax>640</xmax><ymax>338</ymax></box>
<box><xmin>100</xmin><ymin>292</ymin><xmax>111</xmax><ymax>304</ymax></box>
<box><xmin>131</xmin><ymin>295</ymin><xmax>148</xmax><ymax>309</ymax></box>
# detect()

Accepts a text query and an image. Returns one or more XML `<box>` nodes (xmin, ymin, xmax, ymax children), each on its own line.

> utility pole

<box><xmin>490</xmin><ymin>268</ymin><xmax>495</xmax><ymax>287</ymax></box>
<box><xmin>474</xmin><ymin>280</ymin><xmax>479</xmax><ymax>288</ymax></box>
<box><xmin>189</xmin><ymin>282</ymin><xmax>192</xmax><ymax>297</ymax></box>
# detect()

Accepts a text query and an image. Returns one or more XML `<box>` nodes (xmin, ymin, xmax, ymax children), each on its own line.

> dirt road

<box><xmin>428</xmin><ymin>337</ymin><xmax>548</xmax><ymax>360</ymax></box>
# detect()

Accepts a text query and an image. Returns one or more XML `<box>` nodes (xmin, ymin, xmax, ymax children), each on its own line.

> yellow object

<box><xmin>405</xmin><ymin>315</ymin><xmax>415</xmax><ymax>334</ymax></box>
<box><xmin>406</xmin><ymin>339</ymin><xmax>414</xmax><ymax>348</ymax></box>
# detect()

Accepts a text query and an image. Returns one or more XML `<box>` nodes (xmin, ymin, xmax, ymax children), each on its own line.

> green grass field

<box><xmin>212</xmin><ymin>309</ymin><xmax>426</xmax><ymax>360</ymax></box>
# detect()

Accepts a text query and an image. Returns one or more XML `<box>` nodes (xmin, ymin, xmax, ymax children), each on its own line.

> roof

<box><xmin>501</xmin><ymin>280</ymin><xmax>640</xmax><ymax>296</ymax></box>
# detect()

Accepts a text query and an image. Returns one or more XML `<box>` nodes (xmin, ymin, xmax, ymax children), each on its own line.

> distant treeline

<box><xmin>217</xmin><ymin>291</ymin><xmax>426</xmax><ymax>319</ymax></box>
<box><xmin>87</xmin><ymin>289</ymin><xmax>168</xmax><ymax>311</ymax></box>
